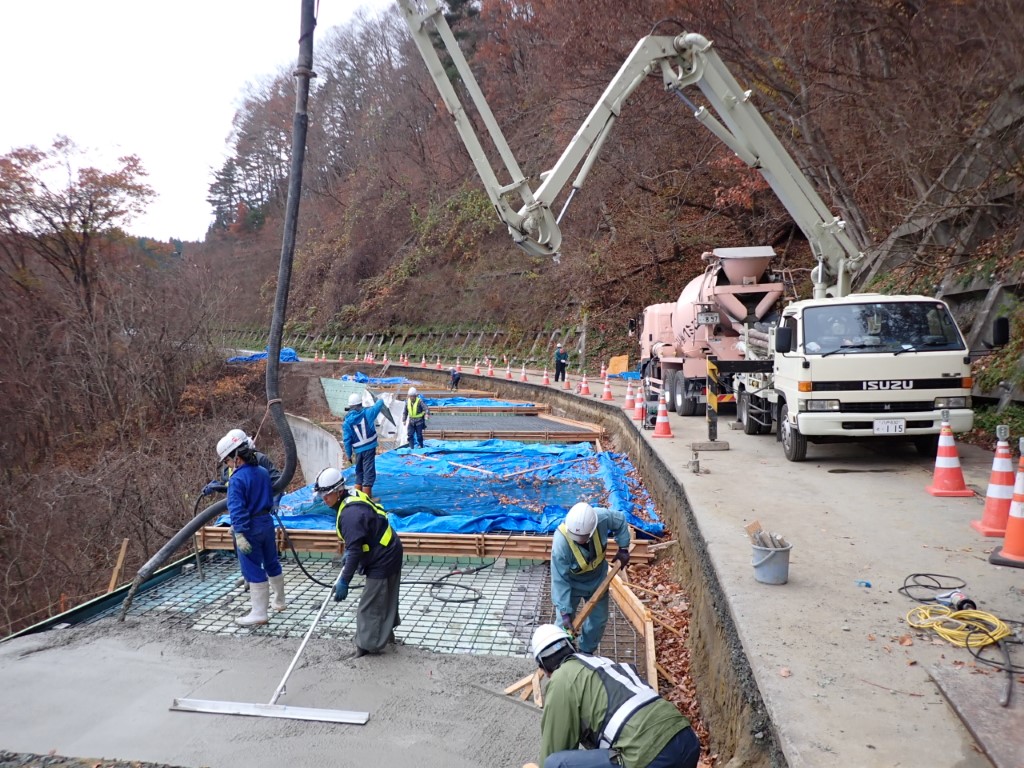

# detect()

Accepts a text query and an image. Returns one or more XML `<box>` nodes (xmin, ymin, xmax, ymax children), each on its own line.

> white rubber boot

<box><xmin>269</xmin><ymin>574</ymin><xmax>287</xmax><ymax>612</ymax></box>
<box><xmin>236</xmin><ymin>581</ymin><xmax>269</xmax><ymax>626</ymax></box>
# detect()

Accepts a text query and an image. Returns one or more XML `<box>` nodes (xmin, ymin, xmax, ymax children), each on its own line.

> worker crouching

<box><xmin>529</xmin><ymin>624</ymin><xmax>700</xmax><ymax>768</ymax></box>
<box><xmin>551</xmin><ymin>502</ymin><xmax>631</xmax><ymax>653</ymax></box>
<box><xmin>314</xmin><ymin>467</ymin><xmax>403</xmax><ymax>658</ymax></box>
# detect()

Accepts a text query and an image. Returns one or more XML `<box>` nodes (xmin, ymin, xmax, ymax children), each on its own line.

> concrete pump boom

<box><xmin>398</xmin><ymin>1</ymin><xmax>864</xmax><ymax>298</ymax></box>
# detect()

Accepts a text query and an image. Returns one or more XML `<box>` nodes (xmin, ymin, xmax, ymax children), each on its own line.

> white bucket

<box><xmin>751</xmin><ymin>539</ymin><xmax>792</xmax><ymax>585</ymax></box>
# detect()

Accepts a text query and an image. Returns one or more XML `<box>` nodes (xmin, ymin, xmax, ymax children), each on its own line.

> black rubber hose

<box><xmin>118</xmin><ymin>1</ymin><xmax>316</xmax><ymax>621</ymax></box>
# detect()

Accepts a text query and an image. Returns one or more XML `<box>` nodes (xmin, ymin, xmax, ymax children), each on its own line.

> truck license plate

<box><xmin>697</xmin><ymin>312</ymin><xmax>719</xmax><ymax>325</ymax></box>
<box><xmin>873</xmin><ymin>418</ymin><xmax>906</xmax><ymax>434</ymax></box>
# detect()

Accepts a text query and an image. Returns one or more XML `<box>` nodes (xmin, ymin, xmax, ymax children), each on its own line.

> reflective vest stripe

<box><xmin>406</xmin><ymin>397</ymin><xmax>424</xmax><ymax>419</ymax></box>
<box><xmin>351</xmin><ymin>416</ymin><xmax>376</xmax><ymax>449</ymax></box>
<box><xmin>575</xmin><ymin>654</ymin><xmax>660</xmax><ymax>748</ymax></box>
<box><xmin>557</xmin><ymin>524</ymin><xmax>605</xmax><ymax>574</ymax></box>
<box><xmin>336</xmin><ymin>491</ymin><xmax>394</xmax><ymax>551</ymax></box>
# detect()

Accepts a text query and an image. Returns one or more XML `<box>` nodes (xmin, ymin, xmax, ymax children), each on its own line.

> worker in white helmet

<box><xmin>342</xmin><ymin>391</ymin><xmax>387</xmax><ymax>499</ymax></box>
<box><xmin>201</xmin><ymin>428</ymin><xmax>282</xmax><ymax>499</ymax></box>
<box><xmin>550</xmin><ymin>501</ymin><xmax>631</xmax><ymax>653</ymax></box>
<box><xmin>314</xmin><ymin>466</ymin><xmax>403</xmax><ymax>658</ymax></box>
<box><xmin>448</xmin><ymin>366</ymin><xmax>462</xmax><ymax>391</ymax></box>
<box><xmin>402</xmin><ymin>386</ymin><xmax>429</xmax><ymax>450</ymax></box>
<box><xmin>553</xmin><ymin>343</ymin><xmax>569</xmax><ymax>382</ymax></box>
<box><xmin>216</xmin><ymin>430</ymin><xmax>286</xmax><ymax>625</ymax></box>
<box><xmin>525</xmin><ymin>624</ymin><xmax>700</xmax><ymax>768</ymax></box>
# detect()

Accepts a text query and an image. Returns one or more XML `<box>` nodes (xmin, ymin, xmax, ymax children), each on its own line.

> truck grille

<box><xmin>839</xmin><ymin>401</ymin><xmax>934</xmax><ymax>413</ymax></box>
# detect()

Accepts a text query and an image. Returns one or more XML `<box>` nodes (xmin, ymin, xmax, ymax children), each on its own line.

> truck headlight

<box><xmin>798</xmin><ymin>399</ymin><xmax>840</xmax><ymax>412</ymax></box>
<box><xmin>934</xmin><ymin>396</ymin><xmax>970</xmax><ymax>409</ymax></box>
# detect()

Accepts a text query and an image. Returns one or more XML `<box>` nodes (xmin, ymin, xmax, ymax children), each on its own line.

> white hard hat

<box><xmin>408</xmin><ymin>386</ymin><xmax>418</xmax><ymax>396</ymax></box>
<box><xmin>216</xmin><ymin>430</ymin><xmax>248</xmax><ymax>461</ymax></box>
<box><xmin>225</xmin><ymin>428</ymin><xmax>255</xmax><ymax>451</ymax></box>
<box><xmin>556</xmin><ymin>342</ymin><xmax>562</xmax><ymax>347</ymax></box>
<box><xmin>531</xmin><ymin>623</ymin><xmax>573</xmax><ymax>664</ymax></box>
<box><xmin>346</xmin><ymin>392</ymin><xmax>362</xmax><ymax>410</ymax></box>
<box><xmin>565</xmin><ymin>502</ymin><xmax>598</xmax><ymax>540</ymax></box>
<box><xmin>313</xmin><ymin>467</ymin><xmax>345</xmax><ymax>499</ymax></box>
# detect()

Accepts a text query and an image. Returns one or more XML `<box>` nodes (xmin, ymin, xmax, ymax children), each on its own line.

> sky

<box><xmin>0</xmin><ymin>0</ymin><xmax>394</xmax><ymax>242</ymax></box>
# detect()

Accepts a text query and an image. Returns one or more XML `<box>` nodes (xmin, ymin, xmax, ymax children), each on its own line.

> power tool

<box><xmin>935</xmin><ymin>589</ymin><xmax>976</xmax><ymax>611</ymax></box>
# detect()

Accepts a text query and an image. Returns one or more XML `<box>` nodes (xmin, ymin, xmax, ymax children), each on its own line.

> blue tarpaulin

<box><xmin>608</xmin><ymin>371</ymin><xmax>641</xmax><ymax>380</ymax></box>
<box><xmin>227</xmin><ymin>347</ymin><xmax>299</xmax><ymax>363</ymax></box>
<box><xmin>423</xmin><ymin>397</ymin><xmax>534</xmax><ymax>408</ymax></box>
<box><xmin>340</xmin><ymin>372</ymin><xmax>416</xmax><ymax>385</ymax></box>
<box><xmin>218</xmin><ymin>439</ymin><xmax>663</xmax><ymax>537</ymax></box>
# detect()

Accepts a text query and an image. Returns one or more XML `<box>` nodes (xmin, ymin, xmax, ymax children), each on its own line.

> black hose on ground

<box><xmin>118</xmin><ymin>1</ymin><xmax>316</xmax><ymax>621</ymax></box>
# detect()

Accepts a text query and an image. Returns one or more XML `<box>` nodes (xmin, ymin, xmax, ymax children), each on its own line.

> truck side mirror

<box><xmin>990</xmin><ymin>317</ymin><xmax>1010</xmax><ymax>348</ymax></box>
<box><xmin>628</xmin><ymin>318</ymin><xmax>636</xmax><ymax>336</ymax></box>
<box><xmin>774</xmin><ymin>327</ymin><xmax>792</xmax><ymax>353</ymax></box>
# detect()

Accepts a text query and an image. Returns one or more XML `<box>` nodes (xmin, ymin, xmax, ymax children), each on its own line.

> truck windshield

<box><xmin>801</xmin><ymin>301</ymin><xmax>965</xmax><ymax>356</ymax></box>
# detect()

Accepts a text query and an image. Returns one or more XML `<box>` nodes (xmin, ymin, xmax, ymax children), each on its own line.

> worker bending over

<box><xmin>342</xmin><ymin>392</ymin><xmax>387</xmax><ymax>499</ymax></box>
<box><xmin>449</xmin><ymin>366</ymin><xmax>462</xmax><ymax>391</ymax></box>
<box><xmin>315</xmin><ymin>467</ymin><xmax>403</xmax><ymax>658</ymax></box>
<box><xmin>217</xmin><ymin>430</ymin><xmax>287</xmax><ymax>625</ymax></box>
<box><xmin>527</xmin><ymin>624</ymin><xmax>700</xmax><ymax>768</ymax></box>
<box><xmin>403</xmin><ymin>386</ymin><xmax>429</xmax><ymax>449</ymax></box>
<box><xmin>551</xmin><ymin>502</ymin><xmax>631</xmax><ymax>653</ymax></box>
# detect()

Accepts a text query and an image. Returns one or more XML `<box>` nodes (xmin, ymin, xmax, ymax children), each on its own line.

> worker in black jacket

<box><xmin>314</xmin><ymin>467</ymin><xmax>403</xmax><ymax>658</ymax></box>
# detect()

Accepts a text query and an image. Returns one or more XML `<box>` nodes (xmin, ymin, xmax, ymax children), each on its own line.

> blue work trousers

<box><xmin>544</xmin><ymin>727</ymin><xmax>700</xmax><ymax>768</ymax></box>
<box><xmin>353</xmin><ymin>449</ymin><xmax>377</xmax><ymax>487</ymax></box>
<box><xmin>407</xmin><ymin>419</ymin><xmax>425</xmax><ymax>448</ymax></box>
<box><xmin>236</xmin><ymin>524</ymin><xmax>282</xmax><ymax>583</ymax></box>
<box><xmin>567</xmin><ymin>583</ymin><xmax>609</xmax><ymax>654</ymax></box>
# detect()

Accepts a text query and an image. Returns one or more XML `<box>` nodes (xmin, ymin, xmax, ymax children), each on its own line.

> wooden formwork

<box><xmin>198</xmin><ymin>526</ymin><xmax>652</xmax><ymax>564</ymax></box>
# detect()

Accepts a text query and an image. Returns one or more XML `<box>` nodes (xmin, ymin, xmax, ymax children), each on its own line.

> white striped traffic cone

<box><xmin>601</xmin><ymin>376</ymin><xmax>613</xmax><ymax>401</ymax></box>
<box><xmin>972</xmin><ymin>439</ymin><xmax>1017</xmax><ymax>536</ymax></box>
<box><xmin>652</xmin><ymin>391</ymin><xmax>673</xmax><ymax>438</ymax></box>
<box><xmin>926</xmin><ymin>421</ymin><xmax>973</xmax><ymax>497</ymax></box>
<box><xmin>623</xmin><ymin>382</ymin><xmax>635</xmax><ymax>411</ymax></box>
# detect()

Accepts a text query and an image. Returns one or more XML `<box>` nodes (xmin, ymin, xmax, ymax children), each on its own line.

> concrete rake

<box><xmin>171</xmin><ymin>589</ymin><xmax>368</xmax><ymax>724</ymax></box>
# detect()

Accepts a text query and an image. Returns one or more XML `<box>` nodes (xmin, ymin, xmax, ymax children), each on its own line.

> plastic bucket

<box><xmin>751</xmin><ymin>541</ymin><xmax>792</xmax><ymax>585</ymax></box>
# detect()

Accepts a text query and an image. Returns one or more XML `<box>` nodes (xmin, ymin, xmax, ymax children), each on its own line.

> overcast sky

<box><xmin>0</xmin><ymin>1</ymin><xmax>393</xmax><ymax>242</ymax></box>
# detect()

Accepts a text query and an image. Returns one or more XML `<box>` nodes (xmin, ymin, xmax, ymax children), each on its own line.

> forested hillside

<box><xmin>194</xmin><ymin>0</ymin><xmax>1024</xmax><ymax>345</ymax></box>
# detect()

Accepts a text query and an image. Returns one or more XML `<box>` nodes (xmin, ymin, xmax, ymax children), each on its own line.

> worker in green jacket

<box><xmin>527</xmin><ymin>624</ymin><xmax>700</xmax><ymax>768</ymax></box>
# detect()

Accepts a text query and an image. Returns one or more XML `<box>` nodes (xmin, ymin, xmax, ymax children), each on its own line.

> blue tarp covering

<box><xmin>608</xmin><ymin>371</ymin><xmax>641</xmax><ymax>380</ymax></box>
<box><xmin>218</xmin><ymin>440</ymin><xmax>663</xmax><ymax>537</ymax></box>
<box><xmin>227</xmin><ymin>347</ymin><xmax>299</xmax><ymax>363</ymax></box>
<box><xmin>340</xmin><ymin>372</ymin><xmax>415</xmax><ymax>385</ymax></box>
<box><xmin>422</xmin><ymin>397</ymin><xmax>534</xmax><ymax>408</ymax></box>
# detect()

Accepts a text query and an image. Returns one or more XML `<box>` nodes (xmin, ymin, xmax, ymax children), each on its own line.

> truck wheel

<box><xmin>664</xmin><ymin>370</ymin><xmax>677</xmax><ymax>410</ymax></box>
<box><xmin>739</xmin><ymin>392</ymin><xmax>761</xmax><ymax>436</ymax></box>
<box><xmin>779</xmin><ymin>403</ymin><xmax>807</xmax><ymax>461</ymax></box>
<box><xmin>677</xmin><ymin>375</ymin><xmax>697</xmax><ymax>416</ymax></box>
<box><xmin>913</xmin><ymin>435</ymin><xmax>939</xmax><ymax>458</ymax></box>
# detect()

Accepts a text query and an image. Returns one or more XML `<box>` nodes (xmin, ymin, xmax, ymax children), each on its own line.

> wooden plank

<box><xmin>609</xmin><ymin>574</ymin><xmax>647</xmax><ymax>635</ymax></box>
<box><xmin>107</xmin><ymin>538</ymin><xmax>130</xmax><ymax>594</ymax></box>
<box><xmin>644</xmin><ymin>617</ymin><xmax>658</xmax><ymax>693</ymax></box>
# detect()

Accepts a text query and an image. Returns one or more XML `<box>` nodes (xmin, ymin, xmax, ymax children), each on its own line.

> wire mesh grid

<box><xmin>91</xmin><ymin>552</ymin><xmax>643</xmax><ymax>663</ymax></box>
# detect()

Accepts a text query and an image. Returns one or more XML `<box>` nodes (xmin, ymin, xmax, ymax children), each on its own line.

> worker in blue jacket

<box><xmin>216</xmin><ymin>430</ymin><xmax>285</xmax><ymax>626</ymax></box>
<box><xmin>315</xmin><ymin>467</ymin><xmax>404</xmax><ymax>658</ymax></box>
<box><xmin>342</xmin><ymin>392</ymin><xmax>387</xmax><ymax>500</ymax></box>
<box><xmin>550</xmin><ymin>502</ymin><xmax>631</xmax><ymax>653</ymax></box>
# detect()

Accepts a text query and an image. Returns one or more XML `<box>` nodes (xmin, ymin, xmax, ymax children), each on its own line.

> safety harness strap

<box><xmin>557</xmin><ymin>524</ymin><xmax>605</xmax><ymax>574</ymax></box>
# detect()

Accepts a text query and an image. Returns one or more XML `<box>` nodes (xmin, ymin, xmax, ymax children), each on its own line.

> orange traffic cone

<box><xmin>520</xmin><ymin>364</ymin><xmax>529</xmax><ymax>383</ymax></box>
<box><xmin>542</xmin><ymin>369</ymin><xmax>550</xmax><ymax>385</ymax></box>
<box><xmin>506</xmin><ymin>363</ymin><xmax>513</xmax><ymax>380</ymax></box>
<box><xmin>579</xmin><ymin>374</ymin><xmax>591</xmax><ymax>396</ymax></box>
<box><xmin>601</xmin><ymin>377</ymin><xmax>613</xmax><ymax>401</ymax></box>
<box><xmin>599</xmin><ymin>361</ymin><xmax>607</xmax><ymax>380</ymax></box>
<box><xmin>652</xmin><ymin>391</ymin><xmax>673</xmax><ymax>438</ymax></box>
<box><xmin>623</xmin><ymin>382</ymin><xmax>635</xmax><ymax>411</ymax></box>
<box><xmin>456</xmin><ymin>359</ymin><xmax>462</xmax><ymax>373</ymax></box>
<box><xmin>487</xmin><ymin>360</ymin><xmax>494</xmax><ymax>377</ymax></box>
<box><xmin>563</xmin><ymin>374</ymin><xmax>572</xmax><ymax>391</ymax></box>
<box><xmin>436</xmin><ymin>356</ymin><xmax>443</xmax><ymax>370</ymax></box>
<box><xmin>633</xmin><ymin>390</ymin><xmax>645</xmax><ymax>421</ymax></box>
<box><xmin>926</xmin><ymin>421</ymin><xmax>973</xmax><ymax>497</ymax></box>
<box><xmin>990</xmin><ymin>443</ymin><xmax>1024</xmax><ymax>568</ymax></box>
<box><xmin>338</xmin><ymin>351</ymin><xmax>344</xmax><ymax>362</ymax></box>
<box><xmin>973</xmin><ymin>440</ymin><xmax>1018</xmax><ymax>536</ymax></box>
<box><xmin>474</xmin><ymin>360</ymin><xmax>481</xmax><ymax>375</ymax></box>
<box><xmin>421</xmin><ymin>355</ymin><xmax>427</xmax><ymax>368</ymax></box>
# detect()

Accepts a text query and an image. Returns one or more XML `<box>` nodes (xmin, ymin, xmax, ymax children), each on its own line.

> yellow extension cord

<box><xmin>905</xmin><ymin>605</ymin><xmax>1012</xmax><ymax>648</ymax></box>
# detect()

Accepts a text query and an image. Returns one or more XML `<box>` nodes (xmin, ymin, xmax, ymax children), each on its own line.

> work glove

<box><xmin>334</xmin><ymin>578</ymin><xmax>349</xmax><ymax>602</ymax></box>
<box><xmin>560</xmin><ymin>612</ymin><xmax>575</xmax><ymax>638</ymax></box>
<box><xmin>202</xmin><ymin>481</ymin><xmax>226</xmax><ymax>496</ymax></box>
<box><xmin>613</xmin><ymin>549</ymin><xmax>631</xmax><ymax>568</ymax></box>
<box><xmin>235</xmin><ymin>531</ymin><xmax>252</xmax><ymax>555</ymax></box>
<box><xmin>346</xmin><ymin>454</ymin><xmax>354</xmax><ymax>465</ymax></box>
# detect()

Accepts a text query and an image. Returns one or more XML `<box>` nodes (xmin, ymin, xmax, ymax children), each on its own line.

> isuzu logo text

<box><xmin>862</xmin><ymin>380</ymin><xmax>914</xmax><ymax>390</ymax></box>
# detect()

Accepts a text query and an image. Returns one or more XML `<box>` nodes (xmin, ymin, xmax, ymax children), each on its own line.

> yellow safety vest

<box><xmin>557</xmin><ymin>523</ymin><xmax>605</xmax><ymax>574</ymax></box>
<box><xmin>406</xmin><ymin>397</ymin><xmax>425</xmax><ymax>419</ymax></box>
<box><xmin>336</xmin><ymin>490</ymin><xmax>394</xmax><ymax>551</ymax></box>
